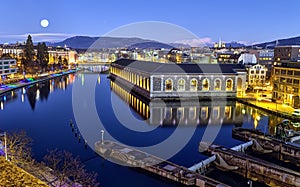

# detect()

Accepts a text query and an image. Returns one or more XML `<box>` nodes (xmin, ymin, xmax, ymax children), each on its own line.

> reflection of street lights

<box><xmin>0</xmin><ymin>132</ymin><xmax>8</xmax><ymax>161</ymax></box>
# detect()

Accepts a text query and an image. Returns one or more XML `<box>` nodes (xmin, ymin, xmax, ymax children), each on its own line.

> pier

<box><xmin>202</xmin><ymin>143</ymin><xmax>300</xmax><ymax>187</ymax></box>
<box><xmin>95</xmin><ymin>140</ymin><xmax>229</xmax><ymax>187</ymax></box>
<box><xmin>232</xmin><ymin>127</ymin><xmax>300</xmax><ymax>165</ymax></box>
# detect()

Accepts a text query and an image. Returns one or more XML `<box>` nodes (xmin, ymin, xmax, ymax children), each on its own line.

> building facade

<box><xmin>110</xmin><ymin>59</ymin><xmax>247</xmax><ymax>99</ymax></box>
<box><xmin>274</xmin><ymin>46</ymin><xmax>300</xmax><ymax>62</ymax></box>
<box><xmin>0</xmin><ymin>59</ymin><xmax>17</xmax><ymax>82</ymax></box>
<box><xmin>272</xmin><ymin>46</ymin><xmax>300</xmax><ymax>108</ymax></box>
<box><xmin>272</xmin><ymin>61</ymin><xmax>300</xmax><ymax>108</ymax></box>
<box><xmin>247</xmin><ymin>64</ymin><xmax>268</xmax><ymax>87</ymax></box>
<box><xmin>258</xmin><ymin>49</ymin><xmax>274</xmax><ymax>79</ymax></box>
<box><xmin>238</xmin><ymin>53</ymin><xmax>257</xmax><ymax>65</ymax></box>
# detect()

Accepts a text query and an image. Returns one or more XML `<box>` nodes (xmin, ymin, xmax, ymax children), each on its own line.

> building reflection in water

<box><xmin>0</xmin><ymin>74</ymin><xmax>75</xmax><ymax>111</ymax></box>
<box><xmin>110</xmin><ymin>81</ymin><xmax>245</xmax><ymax>127</ymax></box>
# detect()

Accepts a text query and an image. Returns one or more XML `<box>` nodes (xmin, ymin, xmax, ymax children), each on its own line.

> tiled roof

<box><xmin>112</xmin><ymin>59</ymin><xmax>246</xmax><ymax>74</ymax></box>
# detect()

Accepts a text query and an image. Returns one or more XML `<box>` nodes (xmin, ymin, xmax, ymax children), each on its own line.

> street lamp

<box><xmin>101</xmin><ymin>130</ymin><xmax>104</xmax><ymax>144</ymax></box>
<box><xmin>0</xmin><ymin>132</ymin><xmax>8</xmax><ymax>161</ymax></box>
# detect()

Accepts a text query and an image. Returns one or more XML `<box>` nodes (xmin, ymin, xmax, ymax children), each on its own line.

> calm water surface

<box><xmin>0</xmin><ymin>73</ymin><xmax>280</xmax><ymax>187</ymax></box>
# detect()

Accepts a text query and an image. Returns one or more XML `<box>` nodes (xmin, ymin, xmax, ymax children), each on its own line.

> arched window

<box><xmin>190</xmin><ymin>79</ymin><xmax>198</xmax><ymax>91</ymax></box>
<box><xmin>214</xmin><ymin>79</ymin><xmax>221</xmax><ymax>91</ymax></box>
<box><xmin>165</xmin><ymin>79</ymin><xmax>173</xmax><ymax>91</ymax></box>
<box><xmin>226</xmin><ymin>79</ymin><xmax>233</xmax><ymax>91</ymax></box>
<box><xmin>202</xmin><ymin>79</ymin><xmax>209</xmax><ymax>91</ymax></box>
<box><xmin>177</xmin><ymin>79</ymin><xmax>185</xmax><ymax>91</ymax></box>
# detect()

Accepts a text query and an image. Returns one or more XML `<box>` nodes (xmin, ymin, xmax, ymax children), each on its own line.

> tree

<box><xmin>42</xmin><ymin>149</ymin><xmax>99</xmax><ymax>187</ymax></box>
<box><xmin>62</xmin><ymin>57</ymin><xmax>68</xmax><ymax>68</ymax></box>
<box><xmin>6</xmin><ymin>130</ymin><xmax>34</xmax><ymax>168</ymax></box>
<box><xmin>37</xmin><ymin>42</ymin><xmax>49</xmax><ymax>72</ymax></box>
<box><xmin>24</xmin><ymin>35</ymin><xmax>35</xmax><ymax>69</ymax></box>
<box><xmin>57</xmin><ymin>56</ymin><xmax>62</xmax><ymax>70</ymax></box>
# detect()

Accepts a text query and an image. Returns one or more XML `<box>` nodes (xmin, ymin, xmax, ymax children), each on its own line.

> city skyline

<box><xmin>1</xmin><ymin>0</ymin><xmax>300</xmax><ymax>45</ymax></box>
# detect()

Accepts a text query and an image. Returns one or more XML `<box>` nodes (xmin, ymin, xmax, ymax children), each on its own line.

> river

<box><xmin>0</xmin><ymin>72</ymin><xmax>281</xmax><ymax>187</ymax></box>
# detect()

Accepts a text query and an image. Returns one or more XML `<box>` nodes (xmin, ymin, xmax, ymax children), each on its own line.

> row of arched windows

<box><xmin>165</xmin><ymin>78</ymin><xmax>233</xmax><ymax>91</ymax></box>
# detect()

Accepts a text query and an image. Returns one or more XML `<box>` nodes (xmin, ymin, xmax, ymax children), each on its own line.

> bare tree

<box><xmin>6</xmin><ymin>130</ymin><xmax>34</xmax><ymax>168</ymax></box>
<box><xmin>43</xmin><ymin>149</ymin><xmax>99</xmax><ymax>187</ymax></box>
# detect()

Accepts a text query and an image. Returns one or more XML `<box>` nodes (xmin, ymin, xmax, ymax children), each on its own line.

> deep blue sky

<box><xmin>1</xmin><ymin>0</ymin><xmax>300</xmax><ymax>45</ymax></box>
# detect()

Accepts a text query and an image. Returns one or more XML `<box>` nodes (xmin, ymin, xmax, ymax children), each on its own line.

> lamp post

<box><xmin>101</xmin><ymin>130</ymin><xmax>104</xmax><ymax>144</ymax></box>
<box><xmin>0</xmin><ymin>132</ymin><xmax>8</xmax><ymax>161</ymax></box>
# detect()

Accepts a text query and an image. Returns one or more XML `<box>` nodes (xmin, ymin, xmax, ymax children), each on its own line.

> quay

<box><xmin>202</xmin><ymin>143</ymin><xmax>300</xmax><ymax>187</ymax></box>
<box><xmin>0</xmin><ymin>69</ymin><xmax>77</xmax><ymax>96</ymax></box>
<box><xmin>232</xmin><ymin>127</ymin><xmax>300</xmax><ymax>165</ymax></box>
<box><xmin>237</xmin><ymin>98</ymin><xmax>300</xmax><ymax>122</ymax></box>
<box><xmin>95</xmin><ymin>140</ymin><xmax>229</xmax><ymax>187</ymax></box>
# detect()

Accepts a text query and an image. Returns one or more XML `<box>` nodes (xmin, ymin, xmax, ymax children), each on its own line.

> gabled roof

<box><xmin>112</xmin><ymin>59</ymin><xmax>246</xmax><ymax>75</ymax></box>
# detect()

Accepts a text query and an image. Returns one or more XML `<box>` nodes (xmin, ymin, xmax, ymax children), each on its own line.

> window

<box><xmin>165</xmin><ymin>79</ymin><xmax>173</xmax><ymax>92</ymax></box>
<box><xmin>281</xmin><ymin>70</ymin><xmax>286</xmax><ymax>75</ymax></box>
<box><xmin>226</xmin><ymin>79</ymin><xmax>233</xmax><ymax>91</ymax></box>
<box><xmin>214</xmin><ymin>79</ymin><xmax>221</xmax><ymax>90</ymax></box>
<box><xmin>294</xmin><ymin>79</ymin><xmax>300</xmax><ymax>85</ymax></box>
<box><xmin>202</xmin><ymin>79</ymin><xmax>209</xmax><ymax>91</ymax></box>
<box><xmin>295</xmin><ymin>71</ymin><xmax>300</xmax><ymax>76</ymax></box>
<box><xmin>287</xmin><ymin>70</ymin><xmax>293</xmax><ymax>75</ymax></box>
<box><xmin>177</xmin><ymin>79</ymin><xmax>185</xmax><ymax>91</ymax></box>
<box><xmin>190</xmin><ymin>79</ymin><xmax>198</xmax><ymax>91</ymax></box>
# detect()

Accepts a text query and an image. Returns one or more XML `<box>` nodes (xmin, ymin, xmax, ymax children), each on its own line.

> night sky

<box><xmin>1</xmin><ymin>0</ymin><xmax>299</xmax><ymax>45</ymax></box>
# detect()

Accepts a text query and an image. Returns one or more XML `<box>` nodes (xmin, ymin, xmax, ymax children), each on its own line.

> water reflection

<box><xmin>110</xmin><ymin>81</ymin><xmax>244</xmax><ymax>126</ymax></box>
<box><xmin>0</xmin><ymin>74</ymin><xmax>75</xmax><ymax>111</ymax></box>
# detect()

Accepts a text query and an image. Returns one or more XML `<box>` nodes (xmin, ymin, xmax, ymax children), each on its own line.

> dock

<box><xmin>232</xmin><ymin>127</ymin><xmax>300</xmax><ymax>165</ymax></box>
<box><xmin>202</xmin><ymin>143</ymin><xmax>300</xmax><ymax>187</ymax></box>
<box><xmin>95</xmin><ymin>140</ymin><xmax>229</xmax><ymax>187</ymax></box>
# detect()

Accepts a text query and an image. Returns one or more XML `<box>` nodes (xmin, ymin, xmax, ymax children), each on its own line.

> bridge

<box><xmin>77</xmin><ymin>62</ymin><xmax>110</xmax><ymax>72</ymax></box>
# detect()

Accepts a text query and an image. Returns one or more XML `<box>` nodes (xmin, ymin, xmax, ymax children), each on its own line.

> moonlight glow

<box><xmin>40</xmin><ymin>19</ymin><xmax>49</xmax><ymax>28</ymax></box>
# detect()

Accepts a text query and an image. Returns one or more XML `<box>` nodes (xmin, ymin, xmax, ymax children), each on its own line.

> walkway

<box><xmin>237</xmin><ymin>98</ymin><xmax>299</xmax><ymax>121</ymax></box>
<box><xmin>0</xmin><ymin>69</ymin><xmax>77</xmax><ymax>95</ymax></box>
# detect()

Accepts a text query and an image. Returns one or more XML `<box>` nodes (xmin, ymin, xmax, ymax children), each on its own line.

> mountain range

<box><xmin>48</xmin><ymin>35</ymin><xmax>300</xmax><ymax>50</ymax></box>
<box><xmin>249</xmin><ymin>36</ymin><xmax>300</xmax><ymax>49</ymax></box>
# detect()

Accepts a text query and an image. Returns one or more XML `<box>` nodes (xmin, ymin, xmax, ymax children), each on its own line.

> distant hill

<box><xmin>249</xmin><ymin>36</ymin><xmax>300</xmax><ymax>49</ymax></box>
<box><xmin>50</xmin><ymin>36</ymin><xmax>174</xmax><ymax>49</ymax></box>
<box><xmin>225</xmin><ymin>41</ymin><xmax>245</xmax><ymax>48</ymax></box>
<box><xmin>128</xmin><ymin>41</ymin><xmax>174</xmax><ymax>49</ymax></box>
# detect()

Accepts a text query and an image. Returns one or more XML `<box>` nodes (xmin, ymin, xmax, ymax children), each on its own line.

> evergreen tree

<box><xmin>37</xmin><ymin>42</ymin><xmax>49</xmax><ymax>72</ymax></box>
<box><xmin>24</xmin><ymin>35</ymin><xmax>35</xmax><ymax>68</ymax></box>
<box><xmin>62</xmin><ymin>57</ymin><xmax>68</xmax><ymax>68</ymax></box>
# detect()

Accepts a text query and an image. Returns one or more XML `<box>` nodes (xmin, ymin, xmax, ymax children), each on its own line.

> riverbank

<box><xmin>0</xmin><ymin>69</ymin><xmax>78</xmax><ymax>96</ymax></box>
<box><xmin>237</xmin><ymin>98</ymin><xmax>299</xmax><ymax>121</ymax></box>
<box><xmin>0</xmin><ymin>157</ymin><xmax>49</xmax><ymax>187</ymax></box>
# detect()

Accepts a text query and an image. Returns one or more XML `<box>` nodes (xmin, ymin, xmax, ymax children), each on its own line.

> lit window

<box><xmin>165</xmin><ymin>79</ymin><xmax>173</xmax><ymax>91</ymax></box>
<box><xmin>226</xmin><ymin>79</ymin><xmax>233</xmax><ymax>91</ymax></box>
<box><xmin>202</xmin><ymin>79</ymin><xmax>209</xmax><ymax>91</ymax></box>
<box><xmin>214</xmin><ymin>79</ymin><xmax>221</xmax><ymax>90</ymax></box>
<box><xmin>177</xmin><ymin>79</ymin><xmax>185</xmax><ymax>91</ymax></box>
<box><xmin>190</xmin><ymin>79</ymin><xmax>198</xmax><ymax>91</ymax></box>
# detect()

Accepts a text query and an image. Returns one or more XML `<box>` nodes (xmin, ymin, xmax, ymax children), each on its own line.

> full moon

<box><xmin>40</xmin><ymin>19</ymin><xmax>49</xmax><ymax>28</ymax></box>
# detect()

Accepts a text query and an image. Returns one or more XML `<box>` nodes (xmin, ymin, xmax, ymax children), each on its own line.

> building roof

<box><xmin>112</xmin><ymin>59</ymin><xmax>246</xmax><ymax>75</ymax></box>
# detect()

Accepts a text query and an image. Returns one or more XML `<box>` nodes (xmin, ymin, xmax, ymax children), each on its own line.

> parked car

<box><xmin>292</xmin><ymin>109</ymin><xmax>300</xmax><ymax>117</ymax></box>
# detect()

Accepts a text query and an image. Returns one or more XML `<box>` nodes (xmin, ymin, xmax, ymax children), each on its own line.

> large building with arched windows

<box><xmin>110</xmin><ymin>59</ymin><xmax>247</xmax><ymax>99</ymax></box>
